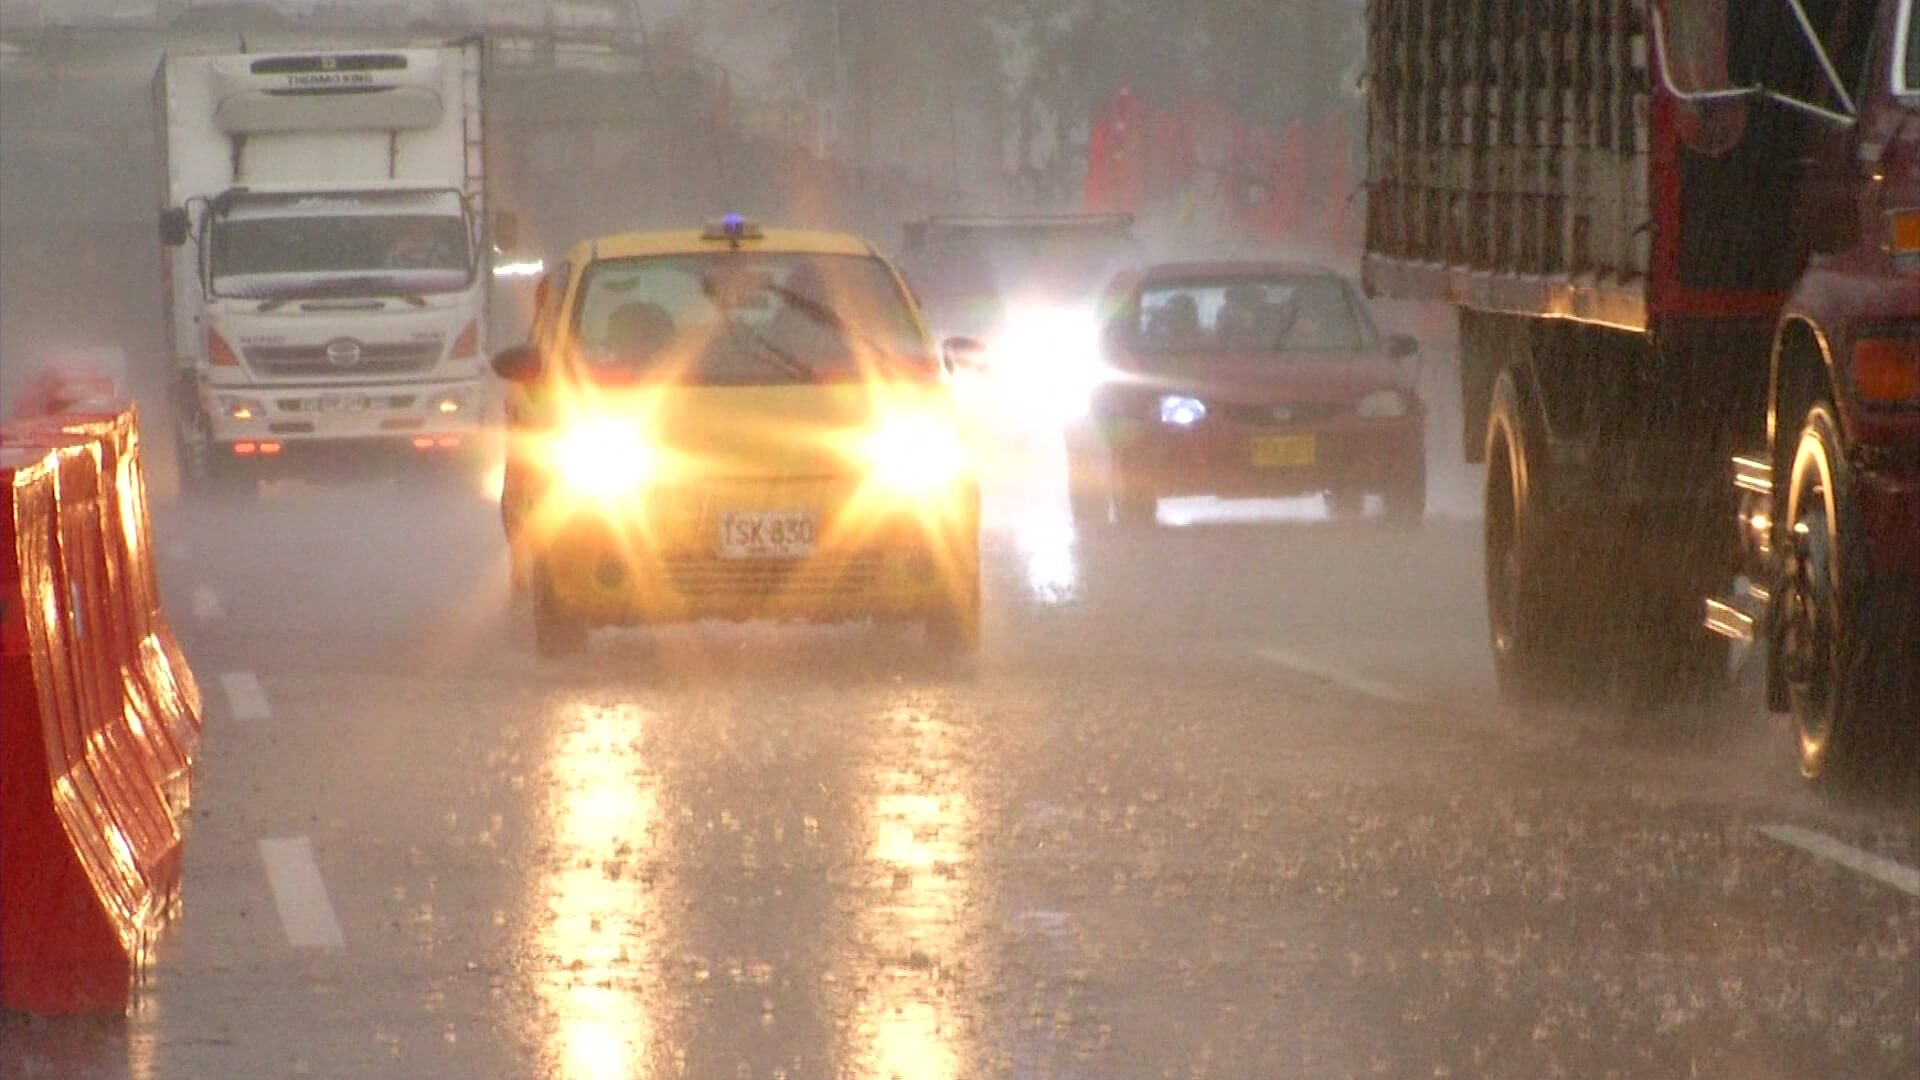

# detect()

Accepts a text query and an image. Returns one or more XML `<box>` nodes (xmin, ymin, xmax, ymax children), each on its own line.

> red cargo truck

<box><xmin>1363</xmin><ymin>0</ymin><xmax>1917</xmax><ymax>780</ymax></box>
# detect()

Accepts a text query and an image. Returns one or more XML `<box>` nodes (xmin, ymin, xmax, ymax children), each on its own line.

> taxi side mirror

<box><xmin>491</xmin><ymin>343</ymin><xmax>544</xmax><ymax>383</ymax></box>
<box><xmin>1385</xmin><ymin>334</ymin><xmax>1419</xmax><ymax>359</ymax></box>
<box><xmin>159</xmin><ymin>207</ymin><xmax>190</xmax><ymax>247</ymax></box>
<box><xmin>942</xmin><ymin>336</ymin><xmax>988</xmax><ymax>374</ymax></box>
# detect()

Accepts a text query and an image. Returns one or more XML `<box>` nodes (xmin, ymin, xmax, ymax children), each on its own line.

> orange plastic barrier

<box><xmin>1</xmin><ymin>406</ymin><xmax>196</xmax><ymax>1014</ymax></box>
<box><xmin>4</xmin><ymin>405</ymin><xmax>203</xmax><ymax>808</ymax></box>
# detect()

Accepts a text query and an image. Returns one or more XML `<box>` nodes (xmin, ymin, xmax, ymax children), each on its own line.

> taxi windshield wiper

<box><xmin>724</xmin><ymin>319</ymin><xmax>817</xmax><ymax>383</ymax></box>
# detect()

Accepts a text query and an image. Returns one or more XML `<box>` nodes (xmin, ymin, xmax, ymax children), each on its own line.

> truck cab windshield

<box><xmin>209</xmin><ymin>192</ymin><xmax>473</xmax><ymax>299</ymax></box>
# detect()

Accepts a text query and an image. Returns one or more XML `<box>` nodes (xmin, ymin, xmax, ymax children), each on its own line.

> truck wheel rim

<box><xmin>1784</xmin><ymin>500</ymin><xmax>1836</xmax><ymax>760</ymax></box>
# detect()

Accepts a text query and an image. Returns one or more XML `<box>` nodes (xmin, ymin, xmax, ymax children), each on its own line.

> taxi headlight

<box><xmin>863</xmin><ymin>413</ymin><xmax>969</xmax><ymax>493</ymax></box>
<box><xmin>551</xmin><ymin>418</ymin><xmax>656</xmax><ymax>498</ymax></box>
<box><xmin>1356</xmin><ymin>389</ymin><xmax>1410</xmax><ymax>420</ymax></box>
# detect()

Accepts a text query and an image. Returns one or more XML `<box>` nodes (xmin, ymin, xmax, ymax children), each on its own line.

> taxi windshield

<box><xmin>570</xmin><ymin>253</ymin><xmax>933</xmax><ymax>384</ymax></box>
<box><xmin>1133</xmin><ymin>275</ymin><xmax>1372</xmax><ymax>355</ymax></box>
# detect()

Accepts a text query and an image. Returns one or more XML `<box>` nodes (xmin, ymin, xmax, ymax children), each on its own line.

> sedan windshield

<box><xmin>1134</xmin><ymin>276</ymin><xmax>1370</xmax><ymax>354</ymax></box>
<box><xmin>570</xmin><ymin>253</ymin><xmax>932</xmax><ymax>384</ymax></box>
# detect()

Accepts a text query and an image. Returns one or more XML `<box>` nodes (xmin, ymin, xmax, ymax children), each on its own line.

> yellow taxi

<box><xmin>492</xmin><ymin>218</ymin><xmax>984</xmax><ymax>658</ymax></box>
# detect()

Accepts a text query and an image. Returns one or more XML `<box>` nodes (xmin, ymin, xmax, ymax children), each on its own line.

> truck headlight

<box><xmin>219</xmin><ymin>395</ymin><xmax>266</xmax><ymax>421</ymax></box>
<box><xmin>1158</xmin><ymin>394</ymin><xmax>1207</xmax><ymax>427</ymax></box>
<box><xmin>863</xmin><ymin>412</ymin><xmax>969</xmax><ymax>494</ymax></box>
<box><xmin>1357</xmin><ymin>389</ymin><xmax>1410</xmax><ymax>420</ymax></box>
<box><xmin>551</xmin><ymin>418</ymin><xmax>657</xmax><ymax>499</ymax></box>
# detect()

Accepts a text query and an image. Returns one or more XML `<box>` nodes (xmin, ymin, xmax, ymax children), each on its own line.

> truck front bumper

<box><xmin>201</xmin><ymin>377</ymin><xmax>483</xmax><ymax>447</ymax></box>
<box><xmin>1857</xmin><ymin>454</ymin><xmax>1920</xmax><ymax>579</ymax></box>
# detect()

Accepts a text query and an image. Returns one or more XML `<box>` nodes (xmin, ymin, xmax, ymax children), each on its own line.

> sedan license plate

<box><xmin>718</xmin><ymin>510</ymin><xmax>818</xmax><ymax>560</ymax></box>
<box><xmin>1251</xmin><ymin>434</ymin><xmax>1316</xmax><ymax>468</ymax></box>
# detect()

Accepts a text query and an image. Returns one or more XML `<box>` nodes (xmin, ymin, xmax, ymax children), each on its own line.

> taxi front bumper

<box><xmin>532</xmin><ymin>478</ymin><xmax>980</xmax><ymax>626</ymax></box>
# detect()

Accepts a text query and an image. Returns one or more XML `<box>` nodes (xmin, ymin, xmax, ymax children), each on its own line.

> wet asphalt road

<box><xmin>4</xmin><ymin>446</ymin><xmax>1918</xmax><ymax>1080</ymax></box>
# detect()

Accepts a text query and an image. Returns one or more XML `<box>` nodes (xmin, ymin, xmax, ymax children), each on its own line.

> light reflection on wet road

<box><xmin>2</xmin><ymin>464</ymin><xmax>1915</xmax><ymax>1080</ymax></box>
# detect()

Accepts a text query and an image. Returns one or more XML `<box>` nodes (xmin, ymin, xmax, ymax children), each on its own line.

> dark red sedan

<box><xmin>1066</xmin><ymin>261</ymin><xmax>1426</xmax><ymax>525</ymax></box>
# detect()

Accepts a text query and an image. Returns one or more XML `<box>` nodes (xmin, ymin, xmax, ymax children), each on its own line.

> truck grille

<box><xmin>245</xmin><ymin>341</ymin><xmax>442</xmax><ymax>377</ymax></box>
<box><xmin>661</xmin><ymin>555</ymin><xmax>881</xmax><ymax>600</ymax></box>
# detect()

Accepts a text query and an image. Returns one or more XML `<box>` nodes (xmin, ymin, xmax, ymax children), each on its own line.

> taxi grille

<box><xmin>661</xmin><ymin>555</ymin><xmax>881</xmax><ymax>599</ymax></box>
<box><xmin>246</xmin><ymin>340</ymin><xmax>442</xmax><ymax>377</ymax></box>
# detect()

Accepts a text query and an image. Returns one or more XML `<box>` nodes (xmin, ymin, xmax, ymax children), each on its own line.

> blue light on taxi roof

<box><xmin>703</xmin><ymin>214</ymin><xmax>764</xmax><ymax>247</ymax></box>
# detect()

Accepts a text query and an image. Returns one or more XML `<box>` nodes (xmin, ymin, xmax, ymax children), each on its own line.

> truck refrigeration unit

<box><xmin>1363</xmin><ymin>0</ymin><xmax>1918</xmax><ymax>781</ymax></box>
<box><xmin>156</xmin><ymin>39</ymin><xmax>496</xmax><ymax>491</ymax></box>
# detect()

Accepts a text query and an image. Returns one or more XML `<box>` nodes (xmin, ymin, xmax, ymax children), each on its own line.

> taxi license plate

<box><xmin>719</xmin><ymin>510</ymin><xmax>818</xmax><ymax>560</ymax></box>
<box><xmin>1250</xmin><ymin>434</ymin><xmax>1316</xmax><ymax>468</ymax></box>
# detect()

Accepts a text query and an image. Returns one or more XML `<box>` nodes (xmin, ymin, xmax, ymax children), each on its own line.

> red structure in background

<box><xmin>1083</xmin><ymin>86</ymin><xmax>1358</xmax><ymax>254</ymax></box>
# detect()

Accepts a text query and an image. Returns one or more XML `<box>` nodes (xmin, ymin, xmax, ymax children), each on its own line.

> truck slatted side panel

<box><xmin>1365</xmin><ymin>0</ymin><xmax>1652</xmax><ymax>329</ymax></box>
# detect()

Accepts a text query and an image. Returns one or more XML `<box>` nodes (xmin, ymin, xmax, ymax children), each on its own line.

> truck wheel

<box><xmin>531</xmin><ymin>561</ymin><xmax>587</xmax><ymax>659</ymax></box>
<box><xmin>1484</xmin><ymin>370</ymin><xmax>1579</xmax><ymax>701</ymax></box>
<box><xmin>1780</xmin><ymin>403</ymin><xmax>1892</xmax><ymax>784</ymax></box>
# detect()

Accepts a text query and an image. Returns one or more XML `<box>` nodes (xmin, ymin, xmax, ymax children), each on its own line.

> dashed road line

<box><xmin>190</xmin><ymin>585</ymin><xmax>225</xmax><ymax>620</ymax></box>
<box><xmin>258</xmin><ymin>837</ymin><xmax>345</xmax><ymax>948</ymax></box>
<box><xmin>219</xmin><ymin>671</ymin><xmax>272</xmax><ymax>722</ymax></box>
<box><xmin>1253</xmin><ymin>646</ymin><xmax>1420</xmax><ymax>707</ymax></box>
<box><xmin>1760</xmin><ymin>824</ymin><xmax>1920</xmax><ymax>898</ymax></box>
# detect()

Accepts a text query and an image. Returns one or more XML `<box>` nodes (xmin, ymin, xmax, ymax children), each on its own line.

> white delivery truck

<box><xmin>155</xmin><ymin>39</ymin><xmax>501</xmax><ymax>490</ymax></box>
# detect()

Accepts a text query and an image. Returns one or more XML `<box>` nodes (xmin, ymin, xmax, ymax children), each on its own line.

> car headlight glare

<box><xmin>1158</xmin><ymin>394</ymin><xmax>1207</xmax><ymax>427</ymax></box>
<box><xmin>864</xmin><ymin>412</ymin><xmax>969</xmax><ymax>493</ymax></box>
<box><xmin>1356</xmin><ymin>389</ymin><xmax>1410</xmax><ymax>420</ymax></box>
<box><xmin>551</xmin><ymin>418</ymin><xmax>656</xmax><ymax>498</ymax></box>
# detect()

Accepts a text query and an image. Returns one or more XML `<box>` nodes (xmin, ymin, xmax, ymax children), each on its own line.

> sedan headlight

<box><xmin>1158</xmin><ymin>394</ymin><xmax>1207</xmax><ymax>428</ymax></box>
<box><xmin>550</xmin><ymin>418</ymin><xmax>657</xmax><ymax>499</ymax></box>
<box><xmin>863</xmin><ymin>412</ymin><xmax>970</xmax><ymax>493</ymax></box>
<box><xmin>1356</xmin><ymin>389</ymin><xmax>1410</xmax><ymax>420</ymax></box>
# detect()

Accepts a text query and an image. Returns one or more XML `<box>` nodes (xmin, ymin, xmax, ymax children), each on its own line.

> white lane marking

<box><xmin>190</xmin><ymin>586</ymin><xmax>225</xmax><ymax>620</ymax></box>
<box><xmin>1759</xmin><ymin>825</ymin><xmax>1920</xmax><ymax>898</ymax></box>
<box><xmin>1253</xmin><ymin>646</ymin><xmax>1419</xmax><ymax>707</ymax></box>
<box><xmin>259</xmin><ymin>837</ymin><xmax>346</xmax><ymax>948</ymax></box>
<box><xmin>220</xmin><ymin>671</ymin><xmax>272</xmax><ymax>722</ymax></box>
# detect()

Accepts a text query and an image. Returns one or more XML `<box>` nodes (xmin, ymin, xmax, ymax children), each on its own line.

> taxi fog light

<box><xmin>864</xmin><ymin>413</ymin><xmax>969</xmax><ymax>493</ymax></box>
<box><xmin>1357</xmin><ymin>389</ymin><xmax>1411</xmax><ymax>420</ymax></box>
<box><xmin>553</xmin><ymin>418</ymin><xmax>658</xmax><ymax>499</ymax></box>
<box><xmin>1158</xmin><ymin>394</ymin><xmax>1207</xmax><ymax>428</ymax></box>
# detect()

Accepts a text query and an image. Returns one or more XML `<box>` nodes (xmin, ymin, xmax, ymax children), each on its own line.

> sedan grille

<box><xmin>1218</xmin><ymin>400</ymin><xmax>1349</xmax><ymax>427</ymax></box>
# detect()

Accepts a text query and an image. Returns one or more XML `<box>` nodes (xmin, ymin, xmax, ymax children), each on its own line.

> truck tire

<box><xmin>1779</xmin><ymin>403</ymin><xmax>1898</xmax><ymax>784</ymax></box>
<box><xmin>1483</xmin><ymin>370</ymin><xmax>1581</xmax><ymax>701</ymax></box>
<box><xmin>531</xmin><ymin>561</ymin><xmax>587</xmax><ymax>659</ymax></box>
